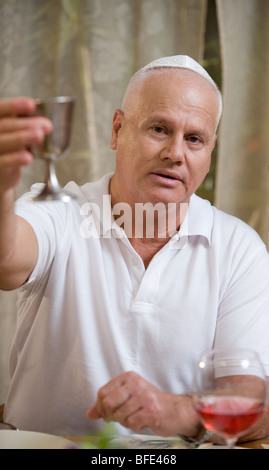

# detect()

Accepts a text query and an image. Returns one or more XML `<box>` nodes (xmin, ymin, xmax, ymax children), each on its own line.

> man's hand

<box><xmin>87</xmin><ymin>371</ymin><xmax>200</xmax><ymax>437</ymax></box>
<box><xmin>0</xmin><ymin>97</ymin><xmax>52</xmax><ymax>192</ymax></box>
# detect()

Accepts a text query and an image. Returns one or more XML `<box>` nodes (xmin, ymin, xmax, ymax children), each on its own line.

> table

<box><xmin>1</xmin><ymin>404</ymin><xmax>269</xmax><ymax>449</ymax></box>
<box><xmin>67</xmin><ymin>434</ymin><xmax>269</xmax><ymax>449</ymax></box>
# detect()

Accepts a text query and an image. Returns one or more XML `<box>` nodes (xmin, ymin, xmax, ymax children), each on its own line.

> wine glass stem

<box><xmin>226</xmin><ymin>437</ymin><xmax>237</xmax><ymax>449</ymax></box>
<box><xmin>45</xmin><ymin>160</ymin><xmax>61</xmax><ymax>192</ymax></box>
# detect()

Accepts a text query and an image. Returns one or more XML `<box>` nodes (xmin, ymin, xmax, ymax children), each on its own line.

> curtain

<box><xmin>0</xmin><ymin>0</ymin><xmax>207</xmax><ymax>403</ymax></box>
<box><xmin>215</xmin><ymin>0</ymin><xmax>269</xmax><ymax>244</ymax></box>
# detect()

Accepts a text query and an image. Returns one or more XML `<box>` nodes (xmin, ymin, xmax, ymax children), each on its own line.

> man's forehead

<box><xmin>138</xmin><ymin>69</ymin><xmax>215</xmax><ymax>109</ymax></box>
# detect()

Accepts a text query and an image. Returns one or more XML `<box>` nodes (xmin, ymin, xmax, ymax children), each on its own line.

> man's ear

<box><xmin>110</xmin><ymin>109</ymin><xmax>124</xmax><ymax>150</ymax></box>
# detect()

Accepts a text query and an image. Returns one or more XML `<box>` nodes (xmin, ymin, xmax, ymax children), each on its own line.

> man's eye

<box><xmin>153</xmin><ymin>126</ymin><xmax>164</xmax><ymax>134</ymax></box>
<box><xmin>188</xmin><ymin>136</ymin><xmax>201</xmax><ymax>144</ymax></box>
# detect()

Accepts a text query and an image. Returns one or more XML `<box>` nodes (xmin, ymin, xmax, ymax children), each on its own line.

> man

<box><xmin>0</xmin><ymin>55</ymin><xmax>269</xmax><ymax>441</ymax></box>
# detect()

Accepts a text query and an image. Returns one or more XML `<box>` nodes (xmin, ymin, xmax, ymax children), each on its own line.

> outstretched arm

<box><xmin>0</xmin><ymin>97</ymin><xmax>52</xmax><ymax>290</ymax></box>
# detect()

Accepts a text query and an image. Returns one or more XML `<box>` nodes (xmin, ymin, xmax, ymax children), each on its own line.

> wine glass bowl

<box><xmin>32</xmin><ymin>96</ymin><xmax>75</xmax><ymax>202</ymax></box>
<box><xmin>192</xmin><ymin>348</ymin><xmax>268</xmax><ymax>448</ymax></box>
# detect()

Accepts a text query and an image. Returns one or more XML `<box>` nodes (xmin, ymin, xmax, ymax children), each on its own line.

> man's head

<box><xmin>110</xmin><ymin>55</ymin><xmax>221</xmax><ymax>207</ymax></box>
<box><xmin>123</xmin><ymin>55</ymin><xmax>222</xmax><ymax>131</ymax></box>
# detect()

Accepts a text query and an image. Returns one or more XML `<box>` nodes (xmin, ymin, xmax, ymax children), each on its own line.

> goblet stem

<box><xmin>33</xmin><ymin>160</ymin><xmax>74</xmax><ymax>203</ymax></box>
<box><xmin>226</xmin><ymin>437</ymin><xmax>237</xmax><ymax>449</ymax></box>
<box><xmin>46</xmin><ymin>160</ymin><xmax>61</xmax><ymax>192</ymax></box>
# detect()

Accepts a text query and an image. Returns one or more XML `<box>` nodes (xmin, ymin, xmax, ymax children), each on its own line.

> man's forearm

<box><xmin>0</xmin><ymin>189</ymin><xmax>38</xmax><ymax>290</ymax></box>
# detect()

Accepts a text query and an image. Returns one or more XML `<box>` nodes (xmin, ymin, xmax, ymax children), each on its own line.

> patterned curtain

<box><xmin>215</xmin><ymin>0</ymin><xmax>269</xmax><ymax>244</ymax></box>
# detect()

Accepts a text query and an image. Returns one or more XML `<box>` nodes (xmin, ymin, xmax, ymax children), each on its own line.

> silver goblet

<box><xmin>32</xmin><ymin>96</ymin><xmax>75</xmax><ymax>202</ymax></box>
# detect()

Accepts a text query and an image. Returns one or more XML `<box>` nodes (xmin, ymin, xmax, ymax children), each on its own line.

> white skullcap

<box><xmin>141</xmin><ymin>55</ymin><xmax>215</xmax><ymax>87</ymax></box>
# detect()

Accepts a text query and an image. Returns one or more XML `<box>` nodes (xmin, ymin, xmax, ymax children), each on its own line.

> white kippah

<box><xmin>141</xmin><ymin>55</ymin><xmax>215</xmax><ymax>87</ymax></box>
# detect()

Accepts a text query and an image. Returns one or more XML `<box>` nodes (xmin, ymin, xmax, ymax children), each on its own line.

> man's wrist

<box><xmin>178</xmin><ymin>427</ymin><xmax>213</xmax><ymax>445</ymax></box>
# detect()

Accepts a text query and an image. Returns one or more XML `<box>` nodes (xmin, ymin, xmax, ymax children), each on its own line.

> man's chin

<box><xmin>140</xmin><ymin>188</ymin><xmax>188</xmax><ymax>206</ymax></box>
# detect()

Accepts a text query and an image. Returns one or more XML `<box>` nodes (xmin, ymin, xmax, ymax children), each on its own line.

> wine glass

<box><xmin>192</xmin><ymin>348</ymin><xmax>268</xmax><ymax>448</ymax></box>
<box><xmin>32</xmin><ymin>96</ymin><xmax>75</xmax><ymax>202</ymax></box>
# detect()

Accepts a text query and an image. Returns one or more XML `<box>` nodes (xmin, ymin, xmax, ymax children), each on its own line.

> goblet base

<box><xmin>33</xmin><ymin>185</ymin><xmax>75</xmax><ymax>203</ymax></box>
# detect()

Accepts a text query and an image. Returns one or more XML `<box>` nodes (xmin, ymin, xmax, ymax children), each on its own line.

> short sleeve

<box><xmin>15</xmin><ymin>184</ymin><xmax>67</xmax><ymax>285</ymax></box>
<box><xmin>214</xmin><ymin>222</ymin><xmax>269</xmax><ymax>376</ymax></box>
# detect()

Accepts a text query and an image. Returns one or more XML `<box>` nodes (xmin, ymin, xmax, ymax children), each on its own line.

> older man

<box><xmin>0</xmin><ymin>56</ymin><xmax>269</xmax><ymax>442</ymax></box>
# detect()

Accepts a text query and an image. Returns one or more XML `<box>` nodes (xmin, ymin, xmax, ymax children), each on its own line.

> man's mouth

<box><xmin>151</xmin><ymin>170</ymin><xmax>183</xmax><ymax>183</ymax></box>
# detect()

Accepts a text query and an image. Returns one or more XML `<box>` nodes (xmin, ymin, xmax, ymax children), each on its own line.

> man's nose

<box><xmin>160</xmin><ymin>135</ymin><xmax>185</xmax><ymax>163</ymax></box>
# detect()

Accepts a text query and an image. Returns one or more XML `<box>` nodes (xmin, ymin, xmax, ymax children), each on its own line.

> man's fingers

<box><xmin>86</xmin><ymin>402</ymin><xmax>102</xmax><ymax>420</ymax></box>
<box><xmin>0</xmin><ymin>116</ymin><xmax>52</xmax><ymax>134</ymax></box>
<box><xmin>0</xmin><ymin>127</ymin><xmax>45</xmax><ymax>153</ymax></box>
<box><xmin>86</xmin><ymin>375</ymin><xmax>133</xmax><ymax>421</ymax></box>
<box><xmin>0</xmin><ymin>98</ymin><xmax>52</xmax><ymax>192</ymax></box>
<box><xmin>0</xmin><ymin>151</ymin><xmax>34</xmax><ymax>167</ymax></box>
<box><xmin>0</xmin><ymin>151</ymin><xmax>34</xmax><ymax>191</ymax></box>
<box><xmin>0</xmin><ymin>97</ymin><xmax>36</xmax><ymax>117</ymax></box>
<box><xmin>0</xmin><ymin>117</ymin><xmax>53</xmax><ymax>154</ymax></box>
<box><xmin>87</xmin><ymin>372</ymin><xmax>150</xmax><ymax>427</ymax></box>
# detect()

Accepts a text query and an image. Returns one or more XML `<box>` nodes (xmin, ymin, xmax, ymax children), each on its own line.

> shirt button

<box><xmin>132</xmin><ymin>257</ymin><xmax>139</xmax><ymax>266</ymax></box>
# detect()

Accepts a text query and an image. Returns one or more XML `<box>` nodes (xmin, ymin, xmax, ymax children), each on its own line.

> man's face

<box><xmin>110</xmin><ymin>69</ymin><xmax>218</xmax><ymax>207</ymax></box>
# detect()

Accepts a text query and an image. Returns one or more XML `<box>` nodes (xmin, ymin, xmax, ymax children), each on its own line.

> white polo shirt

<box><xmin>4</xmin><ymin>173</ymin><xmax>269</xmax><ymax>435</ymax></box>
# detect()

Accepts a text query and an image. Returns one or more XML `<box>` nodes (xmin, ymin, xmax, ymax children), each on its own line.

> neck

<box><xmin>109</xmin><ymin>177</ymin><xmax>188</xmax><ymax>267</ymax></box>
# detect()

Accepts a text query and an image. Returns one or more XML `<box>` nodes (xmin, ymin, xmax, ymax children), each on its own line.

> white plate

<box><xmin>0</xmin><ymin>430</ymin><xmax>76</xmax><ymax>449</ymax></box>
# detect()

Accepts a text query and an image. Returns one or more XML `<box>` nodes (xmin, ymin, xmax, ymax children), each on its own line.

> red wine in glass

<box><xmin>192</xmin><ymin>348</ymin><xmax>268</xmax><ymax>448</ymax></box>
<box><xmin>196</xmin><ymin>395</ymin><xmax>266</xmax><ymax>440</ymax></box>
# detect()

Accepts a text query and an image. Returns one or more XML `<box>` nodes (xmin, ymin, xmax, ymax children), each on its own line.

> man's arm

<box><xmin>87</xmin><ymin>371</ymin><xmax>269</xmax><ymax>442</ymax></box>
<box><xmin>0</xmin><ymin>97</ymin><xmax>52</xmax><ymax>290</ymax></box>
<box><xmin>236</xmin><ymin>377</ymin><xmax>269</xmax><ymax>443</ymax></box>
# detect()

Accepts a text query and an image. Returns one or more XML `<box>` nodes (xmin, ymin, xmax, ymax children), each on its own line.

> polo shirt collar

<box><xmin>179</xmin><ymin>194</ymin><xmax>213</xmax><ymax>246</ymax></box>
